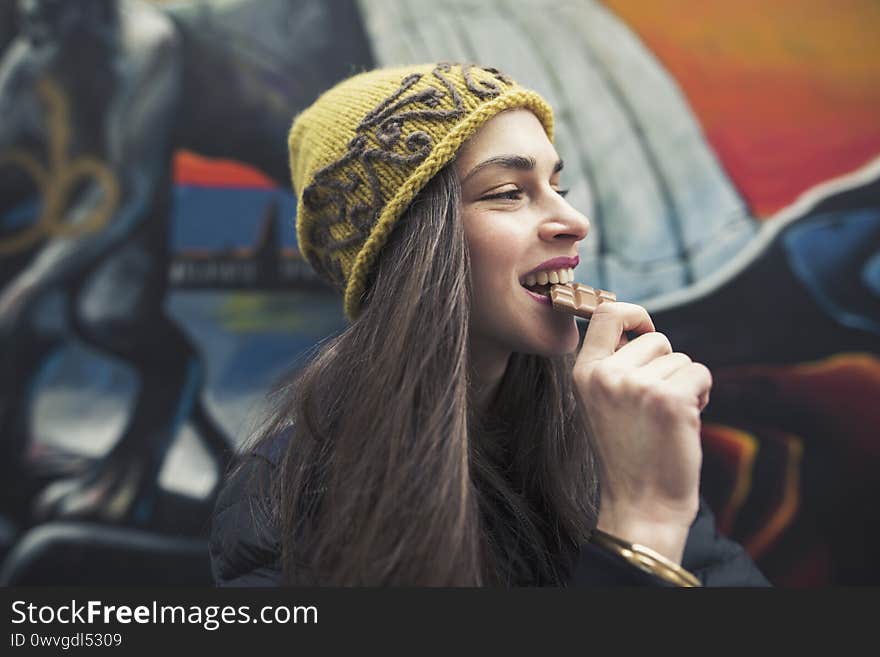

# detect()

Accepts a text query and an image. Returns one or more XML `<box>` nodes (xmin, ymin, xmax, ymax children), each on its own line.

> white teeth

<box><xmin>522</xmin><ymin>267</ymin><xmax>575</xmax><ymax>286</ymax></box>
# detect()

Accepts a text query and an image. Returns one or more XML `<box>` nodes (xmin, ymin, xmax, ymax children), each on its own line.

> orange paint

<box><xmin>603</xmin><ymin>0</ymin><xmax>880</xmax><ymax>216</ymax></box>
<box><xmin>173</xmin><ymin>150</ymin><xmax>277</xmax><ymax>189</ymax></box>
<box><xmin>718</xmin><ymin>353</ymin><xmax>880</xmax><ymax>458</ymax></box>
<box><xmin>700</xmin><ymin>423</ymin><xmax>758</xmax><ymax>536</ymax></box>
<box><xmin>744</xmin><ymin>433</ymin><xmax>803</xmax><ymax>559</ymax></box>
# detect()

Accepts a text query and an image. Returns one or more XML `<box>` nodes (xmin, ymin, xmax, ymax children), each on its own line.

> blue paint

<box><xmin>1</xmin><ymin>198</ymin><xmax>41</xmax><ymax>231</ymax></box>
<box><xmin>25</xmin><ymin>347</ymin><xmax>65</xmax><ymax>404</ymax></box>
<box><xmin>782</xmin><ymin>208</ymin><xmax>880</xmax><ymax>335</ymax></box>
<box><xmin>170</xmin><ymin>185</ymin><xmax>298</xmax><ymax>251</ymax></box>
<box><xmin>170</xmin><ymin>358</ymin><xmax>202</xmax><ymax>441</ymax></box>
<box><xmin>863</xmin><ymin>251</ymin><xmax>880</xmax><ymax>299</ymax></box>
<box><xmin>133</xmin><ymin>495</ymin><xmax>153</xmax><ymax>525</ymax></box>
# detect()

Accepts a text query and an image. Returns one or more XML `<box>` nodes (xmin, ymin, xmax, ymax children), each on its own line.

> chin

<box><xmin>518</xmin><ymin>323</ymin><xmax>580</xmax><ymax>357</ymax></box>
<box><xmin>536</xmin><ymin>340</ymin><xmax>578</xmax><ymax>357</ymax></box>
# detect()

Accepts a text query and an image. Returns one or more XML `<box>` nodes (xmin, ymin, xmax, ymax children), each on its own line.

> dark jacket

<box><xmin>209</xmin><ymin>429</ymin><xmax>771</xmax><ymax>587</ymax></box>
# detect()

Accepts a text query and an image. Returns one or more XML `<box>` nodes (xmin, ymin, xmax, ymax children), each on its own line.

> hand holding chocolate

<box><xmin>549</xmin><ymin>282</ymin><xmax>617</xmax><ymax>318</ymax></box>
<box><xmin>561</xmin><ymin>289</ymin><xmax>710</xmax><ymax>584</ymax></box>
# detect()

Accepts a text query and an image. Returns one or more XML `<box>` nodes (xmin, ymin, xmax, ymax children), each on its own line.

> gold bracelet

<box><xmin>589</xmin><ymin>528</ymin><xmax>702</xmax><ymax>587</ymax></box>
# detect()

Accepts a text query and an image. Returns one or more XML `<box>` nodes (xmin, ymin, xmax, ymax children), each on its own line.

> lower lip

<box><xmin>523</xmin><ymin>287</ymin><xmax>552</xmax><ymax>306</ymax></box>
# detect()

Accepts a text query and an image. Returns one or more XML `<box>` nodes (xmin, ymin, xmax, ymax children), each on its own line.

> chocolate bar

<box><xmin>550</xmin><ymin>283</ymin><xmax>616</xmax><ymax>319</ymax></box>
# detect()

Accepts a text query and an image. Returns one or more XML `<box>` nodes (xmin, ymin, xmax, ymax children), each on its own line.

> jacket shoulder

<box><xmin>209</xmin><ymin>428</ymin><xmax>293</xmax><ymax>587</ymax></box>
<box><xmin>682</xmin><ymin>496</ymin><xmax>772</xmax><ymax>586</ymax></box>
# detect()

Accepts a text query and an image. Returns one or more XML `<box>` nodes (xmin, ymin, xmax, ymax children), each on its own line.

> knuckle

<box><xmin>672</xmin><ymin>351</ymin><xmax>693</xmax><ymax>364</ymax></box>
<box><xmin>692</xmin><ymin>362</ymin><xmax>713</xmax><ymax>385</ymax></box>
<box><xmin>653</xmin><ymin>332</ymin><xmax>673</xmax><ymax>354</ymax></box>
<box><xmin>573</xmin><ymin>359</ymin><xmax>596</xmax><ymax>382</ymax></box>
<box><xmin>589</xmin><ymin>361</ymin><xmax>623</xmax><ymax>392</ymax></box>
<box><xmin>637</xmin><ymin>331</ymin><xmax>672</xmax><ymax>353</ymax></box>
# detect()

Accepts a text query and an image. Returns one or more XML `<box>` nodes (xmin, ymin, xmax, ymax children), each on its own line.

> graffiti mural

<box><xmin>0</xmin><ymin>0</ymin><xmax>877</xmax><ymax>586</ymax></box>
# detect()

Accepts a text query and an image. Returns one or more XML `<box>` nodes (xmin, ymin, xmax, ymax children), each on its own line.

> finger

<box><xmin>579</xmin><ymin>302</ymin><xmax>655</xmax><ymax>365</ymax></box>
<box><xmin>608</xmin><ymin>332</ymin><xmax>674</xmax><ymax>369</ymax></box>
<box><xmin>665</xmin><ymin>362</ymin><xmax>713</xmax><ymax>407</ymax></box>
<box><xmin>638</xmin><ymin>351</ymin><xmax>693</xmax><ymax>379</ymax></box>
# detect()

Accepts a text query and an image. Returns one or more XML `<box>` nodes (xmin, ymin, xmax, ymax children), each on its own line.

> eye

<box><xmin>480</xmin><ymin>189</ymin><xmax>522</xmax><ymax>201</ymax></box>
<box><xmin>478</xmin><ymin>187</ymin><xmax>570</xmax><ymax>201</ymax></box>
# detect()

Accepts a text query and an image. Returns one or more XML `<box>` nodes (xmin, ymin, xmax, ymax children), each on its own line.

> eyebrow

<box><xmin>461</xmin><ymin>155</ymin><xmax>564</xmax><ymax>184</ymax></box>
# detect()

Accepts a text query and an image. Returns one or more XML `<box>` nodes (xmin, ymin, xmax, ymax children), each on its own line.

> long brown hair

<box><xmin>246</xmin><ymin>164</ymin><xmax>601</xmax><ymax>586</ymax></box>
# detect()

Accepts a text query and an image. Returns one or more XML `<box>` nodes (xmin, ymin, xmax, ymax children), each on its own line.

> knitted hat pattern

<box><xmin>288</xmin><ymin>62</ymin><xmax>555</xmax><ymax>320</ymax></box>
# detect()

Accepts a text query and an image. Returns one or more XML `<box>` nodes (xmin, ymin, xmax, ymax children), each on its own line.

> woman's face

<box><xmin>455</xmin><ymin>109</ymin><xmax>590</xmax><ymax>359</ymax></box>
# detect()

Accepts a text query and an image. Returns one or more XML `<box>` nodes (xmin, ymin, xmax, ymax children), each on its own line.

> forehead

<box><xmin>454</xmin><ymin>109</ymin><xmax>557</xmax><ymax>175</ymax></box>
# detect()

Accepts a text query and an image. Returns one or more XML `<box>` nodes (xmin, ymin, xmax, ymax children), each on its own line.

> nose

<box><xmin>538</xmin><ymin>191</ymin><xmax>590</xmax><ymax>243</ymax></box>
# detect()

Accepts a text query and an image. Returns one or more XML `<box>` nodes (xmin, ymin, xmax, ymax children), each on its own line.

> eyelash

<box><xmin>481</xmin><ymin>188</ymin><xmax>570</xmax><ymax>201</ymax></box>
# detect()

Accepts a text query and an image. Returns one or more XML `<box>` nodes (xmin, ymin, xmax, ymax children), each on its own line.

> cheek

<box><xmin>466</xmin><ymin>216</ymin><xmax>522</xmax><ymax>277</ymax></box>
<box><xmin>467</xmin><ymin>230</ymin><xmax>517</xmax><ymax>300</ymax></box>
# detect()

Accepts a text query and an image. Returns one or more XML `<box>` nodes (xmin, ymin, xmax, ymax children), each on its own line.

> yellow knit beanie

<box><xmin>288</xmin><ymin>62</ymin><xmax>554</xmax><ymax>321</ymax></box>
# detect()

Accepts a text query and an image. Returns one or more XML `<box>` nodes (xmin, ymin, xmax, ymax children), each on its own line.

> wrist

<box><xmin>588</xmin><ymin>528</ymin><xmax>701</xmax><ymax>587</ymax></box>
<box><xmin>596</xmin><ymin>516</ymin><xmax>690</xmax><ymax>565</ymax></box>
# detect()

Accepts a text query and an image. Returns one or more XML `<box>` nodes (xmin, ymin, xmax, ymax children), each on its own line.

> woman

<box><xmin>209</xmin><ymin>62</ymin><xmax>769</xmax><ymax>587</ymax></box>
